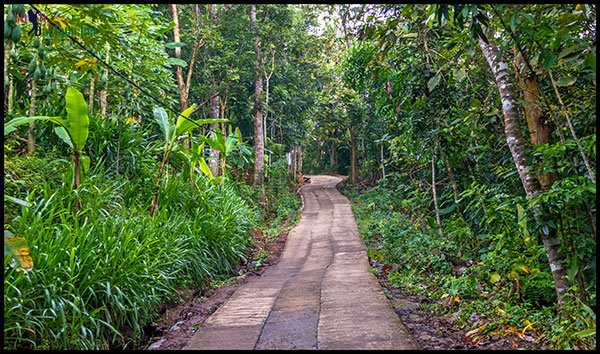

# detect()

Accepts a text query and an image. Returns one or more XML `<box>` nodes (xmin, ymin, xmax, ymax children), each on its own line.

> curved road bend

<box><xmin>184</xmin><ymin>175</ymin><xmax>418</xmax><ymax>350</ymax></box>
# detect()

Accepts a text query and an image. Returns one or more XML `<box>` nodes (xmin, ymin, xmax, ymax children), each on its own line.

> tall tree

<box><xmin>478</xmin><ymin>30</ymin><xmax>571</xmax><ymax>307</ymax></box>
<box><xmin>170</xmin><ymin>4</ymin><xmax>204</xmax><ymax>149</ymax></box>
<box><xmin>250</xmin><ymin>4</ymin><xmax>265</xmax><ymax>190</ymax></box>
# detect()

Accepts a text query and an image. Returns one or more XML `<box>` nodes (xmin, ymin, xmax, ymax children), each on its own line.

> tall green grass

<box><xmin>4</xmin><ymin>168</ymin><xmax>255</xmax><ymax>349</ymax></box>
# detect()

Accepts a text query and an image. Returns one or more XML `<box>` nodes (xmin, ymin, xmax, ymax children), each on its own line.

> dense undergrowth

<box><xmin>4</xmin><ymin>121</ymin><xmax>300</xmax><ymax>349</ymax></box>
<box><xmin>344</xmin><ymin>175</ymin><xmax>596</xmax><ymax>350</ymax></box>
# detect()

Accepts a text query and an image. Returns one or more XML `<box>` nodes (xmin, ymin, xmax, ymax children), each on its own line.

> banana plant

<box><xmin>149</xmin><ymin>105</ymin><xmax>226</xmax><ymax>217</ymax></box>
<box><xmin>198</xmin><ymin>126</ymin><xmax>244</xmax><ymax>178</ymax></box>
<box><xmin>4</xmin><ymin>87</ymin><xmax>90</xmax><ymax>192</ymax></box>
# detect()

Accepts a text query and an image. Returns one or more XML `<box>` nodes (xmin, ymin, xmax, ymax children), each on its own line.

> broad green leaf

<box><xmin>54</xmin><ymin>126</ymin><xmax>73</xmax><ymax>148</ymax></box>
<box><xmin>567</xmin><ymin>257</ymin><xmax>579</xmax><ymax>283</ymax></box>
<box><xmin>584</xmin><ymin>51</ymin><xmax>596</xmax><ymax>72</ymax></box>
<box><xmin>555</xmin><ymin>76</ymin><xmax>576</xmax><ymax>86</ymax></box>
<box><xmin>176</xmin><ymin>107</ymin><xmax>228</xmax><ymax>139</ymax></box>
<box><xmin>168</xmin><ymin>57</ymin><xmax>187</xmax><ymax>67</ymax></box>
<box><xmin>234</xmin><ymin>127</ymin><xmax>242</xmax><ymax>144</ymax></box>
<box><xmin>198</xmin><ymin>157</ymin><xmax>214</xmax><ymax>180</ymax></box>
<box><xmin>469</xmin><ymin>97</ymin><xmax>482</xmax><ymax>108</ymax></box>
<box><xmin>541</xmin><ymin>50</ymin><xmax>557</xmax><ymax>71</ymax></box>
<box><xmin>453</xmin><ymin>67</ymin><xmax>466</xmax><ymax>81</ymax></box>
<box><xmin>65</xmin><ymin>87</ymin><xmax>90</xmax><ymax>151</ymax></box>
<box><xmin>165</xmin><ymin>42</ymin><xmax>186</xmax><ymax>49</ymax></box>
<box><xmin>174</xmin><ymin>104</ymin><xmax>197</xmax><ymax>138</ymax></box>
<box><xmin>439</xmin><ymin>203</ymin><xmax>457</xmax><ymax>215</ymax></box>
<box><xmin>159</xmin><ymin>21</ymin><xmax>176</xmax><ymax>34</ymax></box>
<box><xmin>4</xmin><ymin>116</ymin><xmax>63</xmax><ymax>135</ymax></box>
<box><xmin>489</xmin><ymin>272</ymin><xmax>501</xmax><ymax>283</ymax></box>
<box><xmin>153</xmin><ymin>107</ymin><xmax>171</xmax><ymax>143</ymax></box>
<box><xmin>224</xmin><ymin>136</ymin><xmax>236</xmax><ymax>156</ymax></box>
<box><xmin>81</xmin><ymin>154</ymin><xmax>91</xmax><ymax>173</ymax></box>
<box><xmin>427</xmin><ymin>73</ymin><xmax>441</xmax><ymax>92</ymax></box>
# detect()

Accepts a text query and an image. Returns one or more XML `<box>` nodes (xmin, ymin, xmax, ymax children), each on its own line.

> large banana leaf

<box><xmin>198</xmin><ymin>157</ymin><xmax>214</xmax><ymax>180</ymax></box>
<box><xmin>4</xmin><ymin>87</ymin><xmax>89</xmax><ymax>152</ymax></box>
<box><xmin>175</xmin><ymin>105</ymin><xmax>228</xmax><ymax>138</ymax></box>
<box><xmin>153</xmin><ymin>106</ymin><xmax>172</xmax><ymax>143</ymax></box>
<box><xmin>4</xmin><ymin>116</ymin><xmax>63</xmax><ymax>135</ymax></box>
<box><xmin>153</xmin><ymin>104</ymin><xmax>227</xmax><ymax>145</ymax></box>
<box><xmin>64</xmin><ymin>87</ymin><xmax>90</xmax><ymax>151</ymax></box>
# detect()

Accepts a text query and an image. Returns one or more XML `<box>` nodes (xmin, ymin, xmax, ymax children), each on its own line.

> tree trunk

<box><xmin>330</xmin><ymin>131</ymin><xmax>336</xmax><ymax>174</ymax></box>
<box><xmin>350</xmin><ymin>126</ymin><xmax>358</xmax><ymax>184</ymax></box>
<box><xmin>100</xmin><ymin>42</ymin><xmax>110</xmax><ymax>117</ymax></box>
<box><xmin>438</xmin><ymin>138</ymin><xmax>460</xmax><ymax>217</ymax></box>
<box><xmin>548</xmin><ymin>70</ymin><xmax>595</xmax><ymax>184</ymax></box>
<box><xmin>297</xmin><ymin>145</ymin><xmax>303</xmax><ymax>183</ymax></box>
<box><xmin>513</xmin><ymin>47</ymin><xmax>557</xmax><ymax>189</ymax></box>
<box><xmin>3</xmin><ymin>42</ymin><xmax>9</xmax><ymax>84</ymax></box>
<box><xmin>88</xmin><ymin>72</ymin><xmax>95</xmax><ymax>117</ymax></box>
<box><xmin>7</xmin><ymin>78</ymin><xmax>14</xmax><ymax>113</ymax></box>
<box><xmin>431</xmin><ymin>155</ymin><xmax>444</xmax><ymax>236</ymax></box>
<box><xmin>250</xmin><ymin>4</ymin><xmax>265</xmax><ymax>190</ymax></box>
<box><xmin>208</xmin><ymin>94</ymin><xmax>220</xmax><ymax>176</ymax></box>
<box><xmin>4</xmin><ymin>42</ymin><xmax>13</xmax><ymax>111</ymax></box>
<box><xmin>479</xmin><ymin>35</ymin><xmax>571</xmax><ymax>307</ymax></box>
<box><xmin>171</xmin><ymin>4</ymin><xmax>185</xmax><ymax>109</ymax></box>
<box><xmin>28</xmin><ymin>79</ymin><xmax>37</xmax><ymax>155</ymax></box>
<box><xmin>206</xmin><ymin>5</ymin><xmax>221</xmax><ymax>169</ymax></box>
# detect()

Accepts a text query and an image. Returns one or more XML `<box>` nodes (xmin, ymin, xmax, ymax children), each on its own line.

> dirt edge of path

<box><xmin>137</xmin><ymin>185</ymin><xmax>304</xmax><ymax>351</ymax></box>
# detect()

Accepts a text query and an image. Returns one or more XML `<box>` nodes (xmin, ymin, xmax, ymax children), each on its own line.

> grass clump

<box><xmin>4</xmin><ymin>165</ymin><xmax>254</xmax><ymax>349</ymax></box>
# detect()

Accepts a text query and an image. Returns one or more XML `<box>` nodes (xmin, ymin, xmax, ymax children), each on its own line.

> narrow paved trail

<box><xmin>184</xmin><ymin>175</ymin><xmax>418</xmax><ymax>350</ymax></box>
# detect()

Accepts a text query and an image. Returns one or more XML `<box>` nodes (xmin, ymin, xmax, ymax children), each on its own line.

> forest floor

<box><xmin>371</xmin><ymin>261</ymin><xmax>544</xmax><ymax>350</ymax></box>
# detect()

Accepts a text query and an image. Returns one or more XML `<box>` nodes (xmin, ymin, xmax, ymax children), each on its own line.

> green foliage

<box><xmin>349</xmin><ymin>170</ymin><xmax>595</xmax><ymax>349</ymax></box>
<box><xmin>4</xmin><ymin>167</ymin><xmax>254</xmax><ymax>349</ymax></box>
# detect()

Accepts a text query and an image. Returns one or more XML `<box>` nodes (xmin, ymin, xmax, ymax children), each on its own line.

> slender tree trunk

<box><xmin>439</xmin><ymin>140</ymin><xmax>460</xmax><ymax>217</ymax></box>
<box><xmin>330</xmin><ymin>130</ymin><xmax>336</xmax><ymax>174</ymax></box>
<box><xmin>431</xmin><ymin>155</ymin><xmax>444</xmax><ymax>236</ymax></box>
<box><xmin>479</xmin><ymin>35</ymin><xmax>571</xmax><ymax>307</ymax></box>
<box><xmin>208</xmin><ymin>94</ymin><xmax>220</xmax><ymax>176</ymax></box>
<box><xmin>206</xmin><ymin>4</ymin><xmax>221</xmax><ymax>171</ymax></box>
<box><xmin>171</xmin><ymin>4</ymin><xmax>185</xmax><ymax>109</ymax></box>
<box><xmin>88</xmin><ymin>72</ymin><xmax>95</xmax><ymax>117</ymax></box>
<box><xmin>4</xmin><ymin>42</ymin><xmax>13</xmax><ymax>111</ymax></box>
<box><xmin>3</xmin><ymin>42</ymin><xmax>9</xmax><ymax>85</ymax></box>
<box><xmin>100</xmin><ymin>42</ymin><xmax>110</xmax><ymax>117</ymax></box>
<box><xmin>28</xmin><ymin>79</ymin><xmax>37</xmax><ymax>154</ymax></box>
<box><xmin>297</xmin><ymin>145</ymin><xmax>303</xmax><ymax>183</ymax></box>
<box><xmin>548</xmin><ymin>70</ymin><xmax>595</xmax><ymax>184</ymax></box>
<box><xmin>329</xmin><ymin>131</ymin><xmax>335</xmax><ymax>173</ymax></box>
<box><xmin>513</xmin><ymin>47</ymin><xmax>558</xmax><ymax>189</ymax></box>
<box><xmin>250</xmin><ymin>4</ymin><xmax>265</xmax><ymax>190</ymax></box>
<box><xmin>7</xmin><ymin>79</ymin><xmax>14</xmax><ymax>112</ymax></box>
<box><xmin>350</xmin><ymin>126</ymin><xmax>358</xmax><ymax>184</ymax></box>
<box><xmin>290</xmin><ymin>146</ymin><xmax>296</xmax><ymax>180</ymax></box>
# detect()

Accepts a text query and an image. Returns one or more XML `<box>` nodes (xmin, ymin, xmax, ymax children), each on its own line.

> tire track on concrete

<box><xmin>184</xmin><ymin>175</ymin><xmax>417</xmax><ymax>350</ymax></box>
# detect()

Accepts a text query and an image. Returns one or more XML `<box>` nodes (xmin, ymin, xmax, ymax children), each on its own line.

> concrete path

<box><xmin>184</xmin><ymin>175</ymin><xmax>418</xmax><ymax>350</ymax></box>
